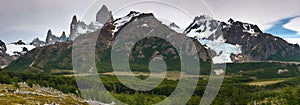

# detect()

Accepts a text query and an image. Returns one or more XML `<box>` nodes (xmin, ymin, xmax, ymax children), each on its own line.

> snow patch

<box><xmin>6</xmin><ymin>44</ymin><xmax>35</xmax><ymax>56</ymax></box>
<box><xmin>198</xmin><ymin>39</ymin><xmax>242</xmax><ymax>64</ymax></box>
<box><xmin>77</xmin><ymin>22</ymin><xmax>103</xmax><ymax>35</ymax></box>
<box><xmin>185</xmin><ymin>16</ymin><xmax>225</xmax><ymax>42</ymax></box>
<box><xmin>158</xmin><ymin>18</ymin><xmax>184</xmax><ymax>33</ymax></box>
<box><xmin>243</xmin><ymin>23</ymin><xmax>256</xmax><ymax>34</ymax></box>
<box><xmin>214</xmin><ymin>69</ymin><xmax>225</xmax><ymax>75</ymax></box>
<box><xmin>112</xmin><ymin>12</ymin><xmax>142</xmax><ymax>35</ymax></box>
<box><xmin>141</xmin><ymin>24</ymin><xmax>149</xmax><ymax>27</ymax></box>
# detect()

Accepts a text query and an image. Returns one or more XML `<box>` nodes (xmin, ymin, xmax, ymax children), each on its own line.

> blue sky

<box><xmin>266</xmin><ymin>16</ymin><xmax>300</xmax><ymax>39</ymax></box>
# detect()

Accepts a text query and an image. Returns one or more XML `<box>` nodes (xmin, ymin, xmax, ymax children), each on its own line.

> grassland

<box><xmin>0</xmin><ymin>83</ymin><xmax>87</xmax><ymax>105</ymax></box>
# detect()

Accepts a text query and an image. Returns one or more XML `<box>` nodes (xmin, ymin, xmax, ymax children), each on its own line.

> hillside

<box><xmin>5</xmin><ymin>11</ymin><xmax>300</xmax><ymax>73</ymax></box>
<box><xmin>0</xmin><ymin>83</ymin><xmax>87</xmax><ymax>104</ymax></box>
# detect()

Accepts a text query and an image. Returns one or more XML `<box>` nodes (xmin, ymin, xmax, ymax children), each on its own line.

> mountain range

<box><xmin>3</xmin><ymin>5</ymin><xmax>300</xmax><ymax>72</ymax></box>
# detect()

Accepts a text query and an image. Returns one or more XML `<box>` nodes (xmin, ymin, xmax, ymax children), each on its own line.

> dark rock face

<box><xmin>96</xmin><ymin>5</ymin><xmax>114</xmax><ymax>24</ymax></box>
<box><xmin>60</xmin><ymin>31</ymin><xmax>67</xmax><ymax>42</ymax></box>
<box><xmin>46</xmin><ymin>29</ymin><xmax>54</xmax><ymax>44</ymax></box>
<box><xmin>31</xmin><ymin>38</ymin><xmax>47</xmax><ymax>47</ymax></box>
<box><xmin>6</xmin><ymin>11</ymin><xmax>212</xmax><ymax>72</ymax></box>
<box><xmin>169</xmin><ymin>22</ymin><xmax>180</xmax><ymax>28</ymax></box>
<box><xmin>69</xmin><ymin>15</ymin><xmax>78</xmax><ymax>41</ymax></box>
<box><xmin>68</xmin><ymin>5</ymin><xmax>114</xmax><ymax>41</ymax></box>
<box><xmin>12</xmin><ymin>40</ymin><xmax>25</xmax><ymax>45</ymax></box>
<box><xmin>32</xmin><ymin>29</ymin><xmax>68</xmax><ymax>47</ymax></box>
<box><xmin>0</xmin><ymin>40</ymin><xmax>7</xmax><ymax>53</ymax></box>
<box><xmin>184</xmin><ymin>15</ymin><xmax>224</xmax><ymax>41</ymax></box>
<box><xmin>98</xmin><ymin>11</ymin><xmax>211</xmax><ymax>62</ymax></box>
<box><xmin>222</xmin><ymin>21</ymin><xmax>300</xmax><ymax>61</ymax></box>
<box><xmin>40</xmin><ymin>29</ymin><xmax>68</xmax><ymax>46</ymax></box>
<box><xmin>0</xmin><ymin>40</ymin><xmax>13</xmax><ymax>67</ymax></box>
<box><xmin>184</xmin><ymin>16</ymin><xmax>300</xmax><ymax>62</ymax></box>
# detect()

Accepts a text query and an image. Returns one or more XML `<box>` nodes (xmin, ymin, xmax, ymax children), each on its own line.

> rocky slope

<box><xmin>69</xmin><ymin>5</ymin><xmax>114</xmax><ymax>41</ymax></box>
<box><xmin>96</xmin><ymin>5</ymin><xmax>114</xmax><ymax>24</ymax></box>
<box><xmin>6</xmin><ymin>11</ymin><xmax>212</xmax><ymax>72</ymax></box>
<box><xmin>5</xmin><ymin>41</ymin><xmax>73</xmax><ymax>72</ymax></box>
<box><xmin>0</xmin><ymin>40</ymin><xmax>13</xmax><ymax>67</ymax></box>
<box><xmin>184</xmin><ymin>15</ymin><xmax>300</xmax><ymax>62</ymax></box>
<box><xmin>222</xmin><ymin>19</ymin><xmax>300</xmax><ymax>61</ymax></box>
<box><xmin>5</xmin><ymin>5</ymin><xmax>113</xmax><ymax>72</ymax></box>
<box><xmin>31</xmin><ymin>29</ymin><xmax>67</xmax><ymax>47</ymax></box>
<box><xmin>6</xmin><ymin>9</ymin><xmax>300</xmax><ymax>72</ymax></box>
<box><xmin>98</xmin><ymin>11</ymin><xmax>211</xmax><ymax>61</ymax></box>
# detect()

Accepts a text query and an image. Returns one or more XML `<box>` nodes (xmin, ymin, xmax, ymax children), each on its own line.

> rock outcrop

<box><xmin>31</xmin><ymin>29</ymin><xmax>67</xmax><ymax>47</ymax></box>
<box><xmin>68</xmin><ymin>15</ymin><xmax>78</xmax><ymax>41</ymax></box>
<box><xmin>0</xmin><ymin>40</ymin><xmax>13</xmax><ymax>67</ymax></box>
<box><xmin>31</xmin><ymin>38</ymin><xmax>47</xmax><ymax>47</ymax></box>
<box><xmin>96</xmin><ymin>5</ymin><xmax>114</xmax><ymax>24</ymax></box>
<box><xmin>184</xmin><ymin>16</ymin><xmax>300</xmax><ymax>62</ymax></box>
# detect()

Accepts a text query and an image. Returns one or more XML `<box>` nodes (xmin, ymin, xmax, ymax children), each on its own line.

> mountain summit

<box><xmin>184</xmin><ymin>15</ymin><xmax>300</xmax><ymax>62</ymax></box>
<box><xmin>5</xmin><ymin>8</ymin><xmax>300</xmax><ymax>72</ymax></box>
<box><xmin>96</xmin><ymin>5</ymin><xmax>114</xmax><ymax>24</ymax></box>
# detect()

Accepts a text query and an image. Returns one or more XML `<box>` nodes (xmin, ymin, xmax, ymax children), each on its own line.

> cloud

<box><xmin>1</xmin><ymin>0</ymin><xmax>300</xmax><ymax>43</ymax></box>
<box><xmin>0</xmin><ymin>0</ymin><xmax>96</xmax><ymax>43</ymax></box>
<box><xmin>284</xmin><ymin>38</ymin><xmax>300</xmax><ymax>45</ymax></box>
<box><xmin>204</xmin><ymin>0</ymin><xmax>300</xmax><ymax>31</ymax></box>
<box><xmin>283</xmin><ymin>17</ymin><xmax>300</xmax><ymax>36</ymax></box>
<box><xmin>265</xmin><ymin>16</ymin><xmax>300</xmax><ymax>38</ymax></box>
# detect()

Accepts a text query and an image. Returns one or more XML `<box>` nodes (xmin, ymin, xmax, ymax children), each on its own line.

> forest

<box><xmin>1</xmin><ymin>62</ymin><xmax>300</xmax><ymax>104</ymax></box>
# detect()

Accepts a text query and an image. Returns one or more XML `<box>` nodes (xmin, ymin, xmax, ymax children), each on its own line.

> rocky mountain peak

<box><xmin>60</xmin><ymin>31</ymin><xmax>67</xmax><ymax>42</ymax></box>
<box><xmin>225</xmin><ymin>20</ymin><xmax>263</xmax><ymax>35</ymax></box>
<box><xmin>96</xmin><ymin>5</ymin><xmax>114</xmax><ymax>24</ymax></box>
<box><xmin>46</xmin><ymin>29</ymin><xmax>53</xmax><ymax>44</ymax></box>
<box><xmin>71</xmin><ymin>15</ymin><xmax>78</xmax><ymax>25</ymax></box>
<box><xmin>69</xmin><ymin>6</ymin><xmax>110</xmax><ymax>41</ymax></box>
<box><xmin>228</xmin><ymin>18</ymin><xmax>235</xmax><ymax>24</ymax></box>
<box><xmin>184</xmin><ymin>14</ymin><xmax>223</xmax><ymax>42</ymax></box>
<box><xmin>31</xmin><ymin>38</ymin><xmax>46</xmax><ymax>47</ymax></box>
<box><xmin>44</xmin><ymin>29</ymin><xmax>68</xmax><ymax>45</ymax></box>
<box><xmin>12</xmin><ymin>40</ymin><xmax>25</xmax><ymax>45</ymax></box>
<box><xmin>47</xmin><ymin>29</ymin><xmax>52</xmax><ymax>36</ymax></box>
<box><xmin>69</xmin><ymin>15</ymin><xmax>78</xmax><ymax>41</ymax></box>
<box><xmin>195</xmin><ymin>15</ymin><xmax>214</xmax><ymax>21</ymax></box>
<box><xmin>111</xmin><ymin>11</ymin><xmax>154</xmax><ymax>36</ymax></box>
<box><xmin>184</xmin><ymin>16</ymin><xmax>300</xmax><ymax>62</ymax></box>
<box><xmin>169</xmin><ymin>22</ymin><xmax>180</xmax><ymax>28</ymax></box>
<box><xmin>98</xmin><ymin>12</ymin><xmax>212</xmax><ymax>64</ymax></box>
<box><xmin>0</xmin><ymin>40</ymin><xmax>7</xmax><ymax>53</ymax></box>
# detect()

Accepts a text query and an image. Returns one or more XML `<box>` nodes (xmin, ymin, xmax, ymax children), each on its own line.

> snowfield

<box><xmin>198</xmin><ymin>39</ymin><xmax>242</xmax><ymax>64</ymax></box>
<box><xmin>6</xmin><ymin>44</ymin><xmax>35</xmax><ymax>56</ymax></box>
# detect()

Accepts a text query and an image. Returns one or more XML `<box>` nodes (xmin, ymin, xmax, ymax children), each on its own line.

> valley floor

<box><xmin>0</xmin><ymin>83</ymin><xmax>87</xmax><ymax>105</ymax></box>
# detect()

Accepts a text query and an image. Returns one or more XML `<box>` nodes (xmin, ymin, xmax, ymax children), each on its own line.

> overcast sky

<box><xmin>0</xmin><ymin>0</ymin><xmax>299</xmax><ymax>44</ymax></box>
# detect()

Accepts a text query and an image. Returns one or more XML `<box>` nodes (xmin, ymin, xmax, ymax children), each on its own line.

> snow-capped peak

<box><xmin>184</xmin><ymin>15</ymin><xmax>243</xmax><ymax>63</ymax></box>
<box><xmin>77</xmin><ymin>21</ymin><xmax>103</xmax><ymax>35</ymax></box>
<box><xmin>158</xmin><ymin>18</ymin><xmax>184</xmax><ymax>33</ymax></box>
<box><xmin>111</xmin><ymin>11</ymin><xmax>145</xmax><ymax>36</ymax></box>
<box><xmin>184</xmin><ymin>15</ymin><xmax>225</xmax><ymax>42</ymax></box>
<box><xmin>6</xmin><ymin>43</ymin><xmax>35</xmax><ymax>56</ymax></box>
<box><xmin>195</xmin><ymin>15</ymin><xmax>214</xmax><ymax>20</ymax></box>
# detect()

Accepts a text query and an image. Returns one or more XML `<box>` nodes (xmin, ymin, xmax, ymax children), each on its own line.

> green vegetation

<box><xmin>0</xmin><ymin>69</ymin><xmax>78</xmax><ymax>95</ymax></box>
<box><xmin>1</xmin><ymin>61</ymin><xmax>300</xmax><ymax>104</ymax></box>
<box><xmin>0</xmin><ymin>83</ymin><xmax>87</xmax><ymax>105</ymax></box>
